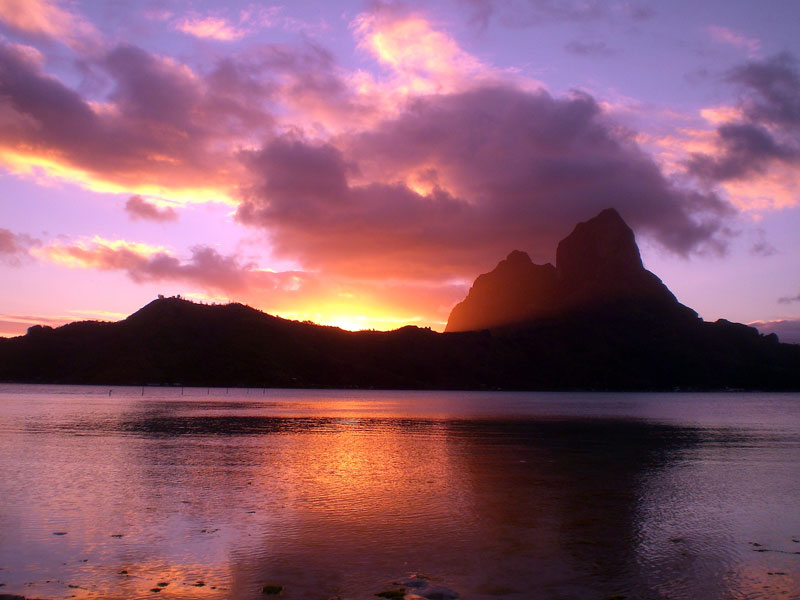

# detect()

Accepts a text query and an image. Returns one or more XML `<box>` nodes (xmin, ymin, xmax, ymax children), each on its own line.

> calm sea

<box><xmin>1</xmin><ymin>385</ymin><xmax>799</xmax><ymax>600</ymax></box>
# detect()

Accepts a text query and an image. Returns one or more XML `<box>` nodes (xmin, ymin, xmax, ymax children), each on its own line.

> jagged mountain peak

<box><xmin>556</xmin><ymin>208</ymin><xmax>643</xmax><ymax>284</ymax></box>
<box><xmin>446</xmin><ymin>208</ymin><xmax>684</xmax><ymax>332</ymax></box>
<box><xmin>444</xmin><ymin>250</ymin><xmax>557</xmax><ymax>333</ymax></box>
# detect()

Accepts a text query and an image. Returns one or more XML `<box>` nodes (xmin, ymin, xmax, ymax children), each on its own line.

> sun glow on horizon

<box><xmin>276</xmin><ymin>308</ymin><xmax>441</xmax><ymax>332</ymax></box>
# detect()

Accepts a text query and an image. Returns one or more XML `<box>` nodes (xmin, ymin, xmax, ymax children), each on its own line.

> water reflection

<box><xmin>0</xmin><ymin>386</ymin><xmax>799</xmax><ymax>599</ymax></box>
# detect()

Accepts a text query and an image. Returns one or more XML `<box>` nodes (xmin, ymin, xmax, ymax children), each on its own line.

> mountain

<box><xmin>445</xmin><ymin>250</ymin><xmax>558</xmax><ymax>332</ymax></box>
<box><xmin>1</xmin><ymin>208</ymin><xmax>799</xmax><ymax>391</ymax></box>
<box><xmin>446</xmin><ymin>208</ymin><xmax>690</xmax><ymax>332</ymax></box>
<box><xmin>0</xmin><ymin>298</ymin><xmax>499</xmax><ymax>389</ymax></box>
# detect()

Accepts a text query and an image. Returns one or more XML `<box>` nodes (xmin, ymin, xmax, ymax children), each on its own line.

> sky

<box><xmin>0</xmin><ymin>0</ymin><xmax>799</xmax><ymax>340</ymax></box>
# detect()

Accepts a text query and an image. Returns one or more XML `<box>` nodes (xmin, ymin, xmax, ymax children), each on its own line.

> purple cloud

<box><xmin>687</xmin><ymin>53</ymin><xmax>800</xmax><ymax>184</ymax></box>
<box><xmin>778</xmin><ymin>293</ymin><xmax>800</xmax><ymax>304</ymax></box>
<box><xmin>0</xmin><ymin>40</ymin><xmax>275</xmax><ymax>194</ymax></box>
<box><xmin>461</xmin><ymin>0</ymin><xmax>655</xmax><ymax>28</ymax></box>
<box><xmin>727</xmin><ymin>52</ymin><xmax>800</xmax><ymax>127</ymax></box>
<box><xmin>39</xmin><ymin>239</ymin><xmax>255</xmax><ymax>292</ymax></box>
<box><xmin>564</xmin><ymin>40</ymin><xmax>616</xmax><ymax>57</ymax></box>
<box><xmin>125</xmin><ymin>196</ymin><xmax>178</xmax><ymax>222</ymax></box>
<box><xmin>0</xmin><ymin>227</ymin><xmax>39</xmax><ymax>264</ymax></box>
<box><xmin>237</xmin><ymin>85</ymin><xmax>732</xmax><ymax>279</ymax></box>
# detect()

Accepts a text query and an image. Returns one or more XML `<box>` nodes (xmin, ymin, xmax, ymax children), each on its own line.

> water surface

<box><xmin>1</xmin><ymin>385</ymin><xmax>799</xmax><ymax>599</ymax></box>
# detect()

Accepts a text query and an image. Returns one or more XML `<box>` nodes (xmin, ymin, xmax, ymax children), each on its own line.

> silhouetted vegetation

<box><xmin>0</xmin><ymin>294</ymin><xmax>797</xmax><ymax>390</ymax></box>
<box><xmin>1</xmin><ymin>209</ymin><xmax>798</xmax><ymax>391</ymax></box>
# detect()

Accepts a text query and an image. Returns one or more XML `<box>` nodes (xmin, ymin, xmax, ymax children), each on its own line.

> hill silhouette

<box><xmin>1</xmin><ymin>209</ymin><xmax>799</xmax><ymax>390</ymax></box>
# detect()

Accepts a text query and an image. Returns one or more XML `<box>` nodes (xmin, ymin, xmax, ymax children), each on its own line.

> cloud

<box><xmin>0</xmin><ymin>309</ymin><xmax>135</xmax><ymax>337</ymax></box>
<box><xmin>0</xmin><ymin>0</ymin><xmax>100</xmax><ymax>51</ymax></box>
<box><xmin>0</xmin><ymin>227</ymin><xmax>39</xmax><ymax>264</ymax></box>
<box><xmin>460</xmin><ymin>0</ymin><xmax>654</xmax><ymax>28</ymax></box>
<box><xmin>750</xmin><ymin>319</ymin><xmax>800</xmax><ymax>345</ymax></box>
<box><xmin>778</xmin><ymin>293</ymin><xmax>800</xmax><ymax>304</ymax></box>
<box><xmin>0</xmin><ymin>31</ymin><xmax>400</xmax><ymax>200</ymax></box>
<box><xmin>176</xmin><ymin>15</ymin><xmax>246</xmax><ymax>41</ymax></box>
<box><xmin>0</xmin><ymin>6</ymin><xmax>759</xmax><ymax>300</ymax></box>
<box><xmin>35</xmin><ymin>237</ymin><xmax>256</xmax><ymax>292</ymax></box>
<box><xmin>237</xmin><ymin>85</ymin><xmax>732</xmax><ymax>280</ymax></box>
<box><xmin>727</xmin><ymin>52</ymin><xmax>800</xmax><ymax>127</ymax></box>
<box><xmin>352</xmin><ymin>7</ymin><xmax>496</xmax><ymax>97</ymax></box>
<box><xmin>686</xmin><ymin>122</ymin><xmax>798</xmax><ymax>181</ymax></box>
<box><xmin>31</xmin><ymin>233</ymin><xmax>466</xmax><ymax>329</ymax></box>
<box><xmin>684</xmin><ymin>53</ymin><xmax>800</xmax><ymax>209</ymax></box>
<box><xmin>750</xmin><ymin>229</ymin><xmax>776</xmax><ymax>256</ymax></box>
<box><xmin>564</xmin><ymin>40</ymin><xmax>616</xmax><ymax>57</ymax></box>
<box><xmin>0</xmin><ymin>40</ymin><xmax>272</xmax><ymax>203</ymax></box>
<box><xmin>172</xmin><ymin>7</ymin><xmax>320</xmax><ymax>42</ymax></box>
<box><xmin>708</xmin><ymin>25</ymin><xmax>761</xmax><ymax>55</ymax></box>
<box><xmin>0</xmin><ymin>314</ymin><xmax>68</xmax><ymax>337</ymax></box>
<box><xmin>125</xmin><ymin>195</ymin><xmax>179</xmax><ymax>222</ymax></box>
<box><xmin>240</xmin><ymin>40</ymin><xmax>377</xmax><ymax>133</ymax></box>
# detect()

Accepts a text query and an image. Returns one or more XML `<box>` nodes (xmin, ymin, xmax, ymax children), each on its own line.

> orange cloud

<box><xmin>0</xmin><ymin>0</ymin><xmax>100</xmax><ymax>50</ymax></box>
<box><xmin>28</xmin><ymin>233</ymin><xmax>466</xmax><ymax>330</ymax></box>
<box><xmin>176</xmin><ymin>16</ymin><xmax>245</xmax><ymax>41</ymax></box>
<box><xmin>353</xmin><ymin>10</ymin><xmax>489</xmax><ymax>95</ymax></box>
<box><xmin>0</xmin><ymin>313</ymin><xmax>69</xmax><ymax>337</ymax></box>
<box><xmin>35</xmin><ymin>238</ymin><xmax>262</xmax><ymax>296</ymax></box>
<box><xmin>34</xmin><ymin>237</ymin><xmax>166</xmax><ymax>270</ymax></box>
<box><xmin>646</xmin><ymin>55</ymin><xmax>800</xmax><ymax>214</ymax></box>
<box><xmin>720</xmin><ymin>165</ymin><xmax>800</xmax><ymax>211</ymax></box>
<box><xmin>0</xmin><ymin>41</ymin><xmax>260</xmax><ymax>206</ymax></box>
<box><xmin>649</xmin><ymin>124</ymin><xmax>800</xmax><ymax>212</ymax></box>
<box><xmin>699</xmin><ymin>105</ymin><xmax>745</xmax><ymax>125</ymax></box>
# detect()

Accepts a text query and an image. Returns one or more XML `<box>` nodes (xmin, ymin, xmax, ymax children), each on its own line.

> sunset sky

<box><xmin>1</xmin><ymin>0</ymin><xmax>799</xmax><ymax>340</ymax></box>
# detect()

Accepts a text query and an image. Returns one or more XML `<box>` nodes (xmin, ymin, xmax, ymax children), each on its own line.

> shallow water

<box><xmin>1</xmin><ymin>385</ymin><xmax>799</xmax><ymax>599</ymax></box>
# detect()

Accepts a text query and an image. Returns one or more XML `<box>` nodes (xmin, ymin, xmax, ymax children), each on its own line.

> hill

<box><xmin>1</xmin><ymin>209</ymin><xmax>798</xmax><ymax>390</ymax></box>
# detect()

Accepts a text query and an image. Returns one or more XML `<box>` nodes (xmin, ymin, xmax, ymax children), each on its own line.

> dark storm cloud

<box><xmin>687</xmin><ymin>53</ymin><xmax>800</xmax><ymax>184</ymax></box>
<box><xmin>125</xmin><ymin>196</ymin><xmax>179</xmax><ymax>222</ymax></box>
<box><xmin>237</xmin><ymin>85</ymin><xmax>732</xmax><ymax>278</ymax></box>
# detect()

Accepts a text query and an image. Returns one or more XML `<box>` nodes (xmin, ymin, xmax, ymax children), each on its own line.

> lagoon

<box><xmin>1</xmin><ymin>385</ymin><xmax>799</xmax><ymax>599</ymax></box>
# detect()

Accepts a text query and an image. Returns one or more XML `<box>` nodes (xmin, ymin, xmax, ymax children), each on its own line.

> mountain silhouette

<box><xmin>1</xmin><ymin>208</ymin><xmax>799</xmax><ymax>390</ymax></box>
<box><xmin>446</xmin><ymin>208</ymin><xmax>689</xmax><ymax>332</ymax></box>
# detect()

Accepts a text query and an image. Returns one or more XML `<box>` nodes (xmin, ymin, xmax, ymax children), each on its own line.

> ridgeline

<box><xmin>2</xmin><ymin>209</ymin><xmax>798</xmax><ymax>391</ymax></box>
